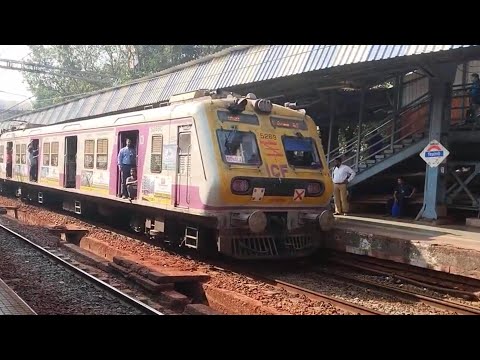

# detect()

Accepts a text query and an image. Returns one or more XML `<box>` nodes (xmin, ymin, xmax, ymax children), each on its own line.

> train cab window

<box><xmin>0</xmin><ymin>145</ymin><xmax>4</xmax><ymax>163</ymax></box>
<box><xmin>51</xmin><ymin>142</ymin><xmax>59</xmax><ymax>167</ymax></box>
<box><xmin>43</xmin><ymin>142</ymin><xmax>50</xmax><ymax>166</ymax></box>
<box><xmin>282</xmin><ymin>136</ymin><xmax>322</xmax><ymax>169</ymax></box>
<box><xmin>96</xmin><ymin>139</ymin><xmax>108</xmax><ymax>170</ymax></box>
<box><xmin>217</xmin><ymin>129</ymin><xmax>261</xmax><ymax>165</ymax></box>
<box><xmin>151</xmin><ymin>135</ymin><xmax>163</xmax><ymax>173</ymax></box>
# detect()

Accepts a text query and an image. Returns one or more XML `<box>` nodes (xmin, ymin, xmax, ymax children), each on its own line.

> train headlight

<box><xmin>254</xmin><ymin>99</ymin><xmax>272</xmax><ymax>113</ymax></box>
<box><xmin>231</xmin><ymin>178</ymin><xmax>250</xmax><ymax>194</ymax></box>
<box><xmin>306</xmin><ymin>182</ymin><xmax>324</xmax><ymax>196</ymax></box>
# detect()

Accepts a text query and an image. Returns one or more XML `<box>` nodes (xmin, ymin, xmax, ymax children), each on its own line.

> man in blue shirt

<box><xmin>117</xmin><ymin>138</ymin><xmax>136</xmax><ymax>198</ymax></box>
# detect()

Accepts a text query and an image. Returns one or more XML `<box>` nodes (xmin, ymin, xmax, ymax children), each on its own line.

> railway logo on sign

<box><xmin>420</xmin><ymin>140</ymin><xmax>449</xmax><ymax>168</ymax></box>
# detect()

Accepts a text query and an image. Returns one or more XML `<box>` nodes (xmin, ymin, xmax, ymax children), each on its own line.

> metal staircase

<box><xmin>327</xmin><ymin>93</ymin><xmax>431</xmax><ymax>187</ymax></box>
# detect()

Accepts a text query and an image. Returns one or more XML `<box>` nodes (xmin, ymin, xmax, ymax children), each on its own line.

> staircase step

<box><xmin>366</xmin><ymin>160</ymin><xmax>376</xmax><ymax>164</ymax></box>
<box><xmin>375</xmin><ymin>155</ymin><xmax>385</xmax><ymax>160</ymax></box>
<box><xmin>402</xmin><ymin>138</ymin><xmax>413</xmax><ymax>145</ymax></box>
<box><xmin>358</xmin><ymin>163</ymin><xmax>368</xmax><ymax>169</ymax></box>
<box><xmin>393</xmin><ymin>144</ymin><xmax>404</xmax><ymax>149</ymax></box>
<box><xmin>383</xmin><ymin>149</ymin><xmax>394</xmax><ymax>155</ymax></box>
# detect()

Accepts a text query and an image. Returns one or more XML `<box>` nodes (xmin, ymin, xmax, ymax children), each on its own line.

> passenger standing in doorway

<box><xmin>117</xmin><ymin>138</ymin><xmax>136</xmax><ymax>199</ymax></box>
<box><xmin>27</xmin><ymin>142</ymin><xmax>39</xmax><ymax>182</ymax></box>
<box><xmin>332</xmin><ymin>158</ymin><xmax>355</xmax><ymax>215</ymax></box>
<box><xmin>6</xmin><ymin>143</ymin><xmax>12</xmax><ymax>178</ymax></box>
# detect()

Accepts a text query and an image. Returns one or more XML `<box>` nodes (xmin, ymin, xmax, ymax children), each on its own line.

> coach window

<box><xmin>43</xmin><ymin>142</ymin><xmax>50</xmax><ymax>166</ymax></box>
<box><xmin>51</xmin><ymin>142</ymin><xmax>59</xmax><ymax>167</ymax></box>
<box><xmin>15</xmin><ymin>144</ymin><xmax>20</xmax><ymax>164</ymax></box>
<box><xmin>20</xmin><ymin>144</ymin><xmax>26</xmax><ymax>164</ymax></box>
<box><xmin>151</xmin><ymin>135</ymin><xmax>163</xmax><ymax>173</ymax></box>
<box><xmin>0</xmin><ymin>145</ymin><xmax>4</xmax><ymax>163</ymax></box>
<box><xmin>84</xmin><ymin>140</ymin><xmax>95</xmax><ymax>169</ymax></box>
<box><xmin>96</xmin><ymin>139</ymin><xmax>108</xmax><ymax>170</ymax></box>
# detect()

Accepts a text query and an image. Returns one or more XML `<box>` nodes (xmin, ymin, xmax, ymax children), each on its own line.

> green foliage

<box><xmin>24</xmin><ymin>45</ymin><xmax>231</xmax><ymax>109</ymax></box>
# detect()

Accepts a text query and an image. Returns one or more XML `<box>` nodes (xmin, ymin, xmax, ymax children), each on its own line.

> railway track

<box><xmin>2</xmin><ymin>195</ymin><xmax>479</xmax><ymax>315</ymax></box>
<box><xmin>211</xmin><ymin>264</ymin><xmax>386</xmax><ymax>315</ymax></box>
<box><xmin>327</xmin><ymin>251</ymin><xmax>480</xmax><ymax>300</ymax></box>
<box><xmin>317</xmin><ymin>268</ymin><xmax>480</xmax><ymax>315</ymax></box>
<box><xmin>322</xmin><ymin>252</ymin><xmax>480</xmax><ymax>315</ymax></box>
<box><xmin>0</xmin><ymin>223</ymin><xmax>163</xmax><ymax>315</ymax></box>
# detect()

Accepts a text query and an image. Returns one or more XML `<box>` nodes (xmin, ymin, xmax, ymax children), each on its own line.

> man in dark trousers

<box><xmin>386</xmin><ymin>177</ymin><xmax>416</xmax><ymax>217</ymax></box>
<box><xmin>117</xmin><ymin>138</ymin><xmax>136</xmax><ymax>199</ymax></box>
<box><xmin>125</xmin><ymin>167</ymin><xmax>138</xmax><ymax>202</ymax></box>
<box><xmin>469</xmin><ymin>73</ymin><xmax>480</xmax><ymax>120</ymax></box>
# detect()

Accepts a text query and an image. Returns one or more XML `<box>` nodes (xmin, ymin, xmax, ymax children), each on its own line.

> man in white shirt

<box><xmin>331</xmin><ymin>158</ymin><xmax>355</xmax><ymax>215</ymax></box>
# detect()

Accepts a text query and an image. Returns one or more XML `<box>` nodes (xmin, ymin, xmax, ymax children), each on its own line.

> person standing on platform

<box><xmin>332</xmin><ymin>158</ymin><xmax>355</xmax><ymax>215</ymax></box>
<box><xmin>386</xmin><ymin>177</ymin><xmax>416</xmax><ymax>217</ymax></box>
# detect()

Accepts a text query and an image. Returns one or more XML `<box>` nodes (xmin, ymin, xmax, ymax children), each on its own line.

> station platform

<box><xmin>327</xmin><ymin>215</ymin><xmax>480</xmax><ymax>280</ymax></box>
<box><xmin>0</xmin><ymin>278</ymin><xmax>36</xmax><ymax>315</ymax></box>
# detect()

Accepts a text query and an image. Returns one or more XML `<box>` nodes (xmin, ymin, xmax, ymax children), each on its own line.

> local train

<box><xmin>0</xmin><ymin>90</ymin><xmax>334</xmax><ymax>259</ymax></box>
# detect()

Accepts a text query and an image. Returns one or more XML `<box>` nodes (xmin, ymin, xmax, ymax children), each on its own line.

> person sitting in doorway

<box><xmin>125</xmin><ymin>167</ymin><xmax>138</xmax><ymax>202</ymax></box>
<box><xmin>386</xmin><ymin>177</ymin><xmax>416</xmax><ymax>217</ymax></box>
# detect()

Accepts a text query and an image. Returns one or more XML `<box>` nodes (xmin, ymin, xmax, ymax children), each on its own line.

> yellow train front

<box><xmin>201</xmin><ymin>94</ymin><xmax>334</xmax><ymax>259</ymax></box>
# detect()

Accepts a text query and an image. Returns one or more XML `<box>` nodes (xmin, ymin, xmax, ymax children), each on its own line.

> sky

<box><xmin>0</xmin><ymin>45</ymin><xmax>33</xmax><ymax>102</ymax></box>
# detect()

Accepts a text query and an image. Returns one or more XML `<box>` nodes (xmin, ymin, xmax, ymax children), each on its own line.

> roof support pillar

<box><xmin>418</xmin><ymin>63</ymin><xmax>457</xmax><ymax>220</ymax></box>
<box><xmin>355</xmin><ymin>88</ymin><xmax>366</xmax><ymax>170</ymax></box>
<box><xmin>326</xmin><ymin>91</ymin><xmax>336</xmax><ymax>165</ymax></box>
<box><xmin>391</xmin><ymin>75</ymin><xmax>403</xmax><ymax>148</ymax></box>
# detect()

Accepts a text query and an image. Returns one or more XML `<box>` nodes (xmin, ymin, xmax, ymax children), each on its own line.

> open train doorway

<box><xmin>64</xmin><ymin>136</ymin><xmax>77</xmax><ymax>188</ymax></box>
<box><xmin>6</xmin><ymin>141</ymin><xmax>13</xmax><ymax>178</ymax></box>
<box><xmin>29</xmin><ymin>139</ymin><xmax>39</xmax><ymax>182</ymax></box>
<box><xmin>117</xmin><ymin>130</ymin><xmax>139</xmax><ymax>198</ymax></box>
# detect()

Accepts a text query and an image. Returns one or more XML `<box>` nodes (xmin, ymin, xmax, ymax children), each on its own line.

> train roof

<box><xmin>0</xmin><ymin>92</ymin><xmax>307</xmax><ymax>139</ymax></box>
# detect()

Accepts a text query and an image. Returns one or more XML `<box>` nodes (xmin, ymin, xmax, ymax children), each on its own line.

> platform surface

<box><xmin>329</xmin><ymin>214</ymin><xmax>480</xmax><ymax>279</ymax></box>
<box><xmin>335</xmin><ymin>215</ymin><xmax>480</xmax><ymax>251</ymax></box>
<box><xmin>0</xmin><ymin>278</ymin><xmax>36</xmax><ymax>315</ymax></box>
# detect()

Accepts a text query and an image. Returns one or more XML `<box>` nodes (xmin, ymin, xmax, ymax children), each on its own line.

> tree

<box><xmin>23</xmin><ymin>45</ymin><xmax>232</xmax><ymax>109</ymax></box>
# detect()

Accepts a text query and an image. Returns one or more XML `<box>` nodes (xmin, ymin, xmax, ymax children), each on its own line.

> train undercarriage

<box><xmin>0</xmin><ymin>179</ymin><xmax>334</xmax><ymax>260</ymax></box>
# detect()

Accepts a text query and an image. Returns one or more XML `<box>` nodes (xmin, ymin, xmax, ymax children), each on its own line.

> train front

<box><xmin>204</xmin><ymin>94</ymin><xmax>334</xmax><ymax>260</ymax></box>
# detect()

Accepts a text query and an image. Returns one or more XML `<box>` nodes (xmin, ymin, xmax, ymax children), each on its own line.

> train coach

<box><xmin>0</xmin><ymin>90</ymin><xmax>334</xmax><ymax>259</ymax></box>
